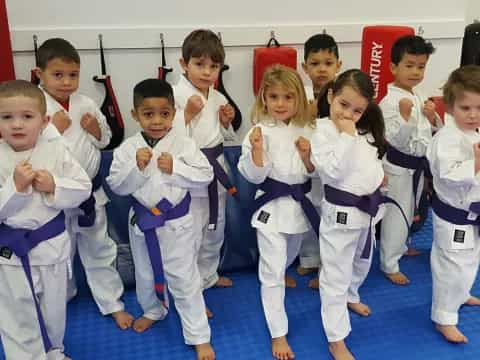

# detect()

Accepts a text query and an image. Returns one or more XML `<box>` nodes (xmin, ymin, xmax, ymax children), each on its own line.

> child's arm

<box><xmin>106</xmin><ymin>143</ymin><xmax>151</xmax><ymax>196</ymax></box>
<box><xmin>41</xmin><ymin>146</ymin><xmax>92</xmax><ymax>209</ymax></box>
<box><xmin>219</xmin><ymin>103</ymin><xmax>237</xmax><ymax>142</ymax></box>
<box><xmin>295</xmin><ymin>136</ymin><xmax>315</xmax><ymax>173</ymax></box>
<box><xmin>238</xmin><ymin>126</ymin><xmax>272</xmax><ymax>184</ymax></box>
<box><xmin>80</xmin><ymin>99</ymin><xmax>112</xmax><ymax>149</ymax></box>
<box><xmin>311</xmin><ymin>121</ymin><xmax>356</xmax><ymax>183</ymax></box>
<box><xmin>382</xmin><ymin>97</ymin><xmax>417</xmax><ymax>149</ymax></box>
<box><xmin>0</xmin><ymin>161</ymin><xmax>35</xmax><ymax>221</ymax></box>
<box><xmin>157</xmin><ymin>140</ymin><xmax>214</xmax><ymax>189</ymax></box>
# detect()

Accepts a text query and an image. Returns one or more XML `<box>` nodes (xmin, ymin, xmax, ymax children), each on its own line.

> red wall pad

<box><xmin>0</xmin><ymin>0</ymin><xmax>15</xmax><ymax>82</ymax></box>
<box><xmin>361</xmin><ymin>25</ymin><xmax>414</xmax><ymax>103</ymax></box>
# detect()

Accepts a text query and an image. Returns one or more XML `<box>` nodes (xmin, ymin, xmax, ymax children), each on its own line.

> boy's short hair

<box><xmin>391</xmin><ymin>35</ymin><xmax>435</xmax><ymax>65</ymax></box>
<box><xmin>133</xmin><ymin>79</ymin><xmax>175</xmax><ymax>109</ymax></box>
<box><xmin>181</xmin><ymin>29</ymin><xmax>225</xmax><ymax>64</ymax></box>
<box><xmin>304</xmin><ymin>33</ymin><xmax>339</xmax><ymax>61</ymax></box>
<box><xmin>443</xmin><ymin>65</ymin><xmax>480</xmax><ymax>107</ymax></box>
<box><xmin>37</xmin><ymin>38</ymin><xmax>80</xmax><ymax>69</ymax></box>
<box><xmin>0</xmin><ymin>80</ymin><xmax>46</xmax><ymax>115</ymax></box>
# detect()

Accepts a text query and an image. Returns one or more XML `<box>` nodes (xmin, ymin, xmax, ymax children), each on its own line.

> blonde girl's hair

<box><xmin>251</xmin><ymin>65</ymin><xmax>312</xmax><ymax>127</ymax></box>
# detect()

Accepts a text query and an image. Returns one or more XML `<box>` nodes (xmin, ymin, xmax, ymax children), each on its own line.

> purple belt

<box><xmin>386</xmin><ymin>146</ymin><xmax>431</xmax><ymax>219</ymax></box>
<box><xmin>0</xmin><ymin>211</ymin><xmax>66</xmax><ymax>353</ymax></box>
<box><xmin>431</xmin><ymin>192</ymin><xmax>480</xmax><ymax>228</ymax></box>
<box><xmin>253</xmin><ymin>177</ymin><xmax>320</xmax><ymax>236</ymax></box>
<box><xmin>324</xmin><ymin>184</ymin><xmax>408</xmax><ymax>259</ymax></box>
<box><xmin>132</xmin><ymin>192</ymin><xmax>191</xmax><ymax>306</ymax></box>
<box><xmin>78</xmin><ymin>172</ymin><xmax>103</xmax><ymax>227</ymax></box>
<box><xmin>201</xmin><ymin>143</ymin><xmax>237</xmax><ymax>230</ymax></box>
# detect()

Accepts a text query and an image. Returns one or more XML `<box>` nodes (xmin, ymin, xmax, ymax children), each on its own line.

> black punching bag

<box><xmin>461</xmin><ymin>20</ymin><xmax>480</xmax><ymax>66</ymax></box>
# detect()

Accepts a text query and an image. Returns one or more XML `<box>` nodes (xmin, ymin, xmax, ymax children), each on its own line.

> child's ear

<box><xmin>179</xmin><ymin>58</ymin><xmax>187</xmax><ymax>71</ymax></box>
<box><xmin>389</xmin><ymin>63</ymin><xmax>397</xmax><ymax>76</ymax></box>
<box><xmin>34</xmin><ymin>67</ymin><xmax>43</xmax><ymax>81</ymax></box>
<box><xmin>131</xmin><ymin>109</ymin><xmax>139</xmax><ymax>122</ymax></box>
<box><xmin>41</xmin><ymin>115</ymin><xmax>50</xmax><ymax>130</ymax></box>
<box><xmin>327</xmin><ymin>88</ymin><xmax>333</xmax><ymax>105</ymax></box>
<box><xmin>301</xmin><ymin>62</ymin><xmax>308</xmax><ymax>73</ymax></box>
<box><xmin>336</xmin><ymin>60</ymin><xmax>342</xmax><ymax>73</ymax></box>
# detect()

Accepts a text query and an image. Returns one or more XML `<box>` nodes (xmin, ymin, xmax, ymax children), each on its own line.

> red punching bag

<box><xmin>253</xmin><ymin>33</ymin><xmax>297</xmax><ymax>95</ymax></box>
<box><xmin>0</xmin><ymin>0</ymin><xmax>15</xmax><ymax>82</ymax></box>
<box><xmin>361</xmin><ymin>25</ymin><xmax>415</xmax><ymax>103</ymax></box>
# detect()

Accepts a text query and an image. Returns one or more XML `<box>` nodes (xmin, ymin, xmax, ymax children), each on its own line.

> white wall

<box><xmin>6</xmin><ymin>0</ymin><xmax>474</xmax><ymax>143</ymax></box>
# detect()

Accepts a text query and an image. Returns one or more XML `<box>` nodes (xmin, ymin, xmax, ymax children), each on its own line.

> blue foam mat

<box><xmin>2</xmin><ymin>214</ymin><xmax>480</xmax><ymax>359</ymax></box>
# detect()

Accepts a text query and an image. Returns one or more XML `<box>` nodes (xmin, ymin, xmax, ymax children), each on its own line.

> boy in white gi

<box><xmin>34</xmin><ymin>38</ymin><xmax>134</xmax><ymax>328</ymax></box>
<box><xmin>238</xmin><ymin>65</ymin><xmax>319</xmax><ymax>360</ymax></box>
<box><xmin>427</xmin><ymin>65</ymin><xmax>480</xmax><ymax>343</ymax></box>
<box><xmin>107</xmin><ymin>79</ymin><xmax>215</xmax><ymax>360</ymax></box>
<box><xmin>379</xmin><ymin>35</ymin><xmax>438</xmax><ymax>285</ymax></box>
<box><xmin>0</xmin><ymin>80</ymin><xmax>91</xmax><ymax>360</ymax></box>
<box><xmin>174</xmin><ymin>29</ymin><xmax>236</xmax><ymax>292</ymax></box>
<box><xmin>312</xmin><ymin>69</ymin><xmax>390</xmax><ymax>360</ymax></box>
<box><xmin>297</xmin><ymin>33</ymin><xmax>342</xmax><ymax>289</ymax></box>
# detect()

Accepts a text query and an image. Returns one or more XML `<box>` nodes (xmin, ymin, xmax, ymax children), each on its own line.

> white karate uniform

<box><xmin>106</xmin><ymin>130</ymin><xmax>214</xmax><ymax>345</ymax></box>
<box><xmin>379</xmin><ymin>84</ymin><xmax>433</xmax><ymax>274</ymax></box>
<box><xmin>40</xmin><ymin>88</ymin><xmax>126</xmax><ymax>316</ymax></box>
<box><xmin>426</xmin><ymin>121</ymin><xmax>480</xmax><ymax>326</ymax></box>
<box><xmin>238</xmin><ymin>119</ymin><xmax>315</xmax><ymax>338</ymax></box>
<box><xmin>173</xmin><ymin>75</ymin><xmax>236</xmax><ymax>289</ymax></box>
<box><xmin>311</xmin><ymin>117</ymin><xmax>385</xmax><ymax>342</ymax></box>
<box><xmin>299</xmin><ymin>108</ymin><xmax>323</xmax><ymax>269</ymax></box>
<box><xmin>0</xmin><ymin>137</ymin><xmax>91</xmax><ymax>360</ymax></box>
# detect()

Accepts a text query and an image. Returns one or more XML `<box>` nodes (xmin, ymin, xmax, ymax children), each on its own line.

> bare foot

<box><xmin>308</xmin><ymin>277</ymin><xmax>319</xmax><ymax>289</ymax></box>
<box><xmin>64</xmin><ymin>357</ymin><xmax>72</xmax><ymax>360</ymax></box>
<box><xmin>285</xmin><ymin>275</ymin><xmax>297</xmax><ymax>288</ymax></box>
<box><xmin>466</xmin><ymin>296</ymin><xmax>480</xmax><ymax>306</ymax></box>
<box><xmin>133</xmin><ymin>316</ymin><xmax>156</xmax><ymax>333</ymax></box>
<box><xmin>329</xmin><ymin>340</ymin><xmax>355</xmax><ymax>360</ymax></box>
<box><xmin>296</xmin><ymin>265</ymin><xmax>317</xmax><ymax>276</ymax></box>
<box><xmin>272</xmin><ymin>336</ymin><xmax>295</xmax><ymax>360</ymax></box>
<box><xmin>348</xmin><ymin>302</ymin><xmax>371</xmax><ymax>317</ymax></box>
<box><xmin>195</xmin><ymin>342</ymin><xmax>216</xmax><ymax>360</ymax></box>
<box><xmin>206</xmin><ymin>306</ymin><xmax>214</xmax><ymax>318</ymax></box>
<box><xmin>435</xmin><ymin>324</ymin><xmax>468</xmax><ymax>343</ymax></box>
<box><xmin>214</xmin><ymin>276</ymin><xmax>233</xmax><ymax>287</ymax></box>
<box><xmin>111</xmin><ymin>310</ymin><xmax>134</xmax><ymax>330</ymax></box>
<box><xmin>405</xmin><ymin>247</ymin><xmax>422</xmax><ymax>256</ymax></box>
<box><xmin>385</xmin><ymin>271</ymin><xmax>410</xmax><ymax>285</ymax></box>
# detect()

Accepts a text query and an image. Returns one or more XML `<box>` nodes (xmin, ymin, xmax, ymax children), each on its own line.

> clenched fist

<box><xmin>14</xmin><ymin>160</ymin><xmax>36</xmax><ymax>193</ymax></box>
<box><xmin>422</xmin><ymin>100</ymin><xmax>437</xmax><ymax>126</ymax></box>
<box><xmin>157</xmin><ymin>152</ymin><xmax>173</xmax><ymax>174</ymax></box>
<box><xmin>32</xmin><ymin>169</ymin><xmax>55</xmax><ymax>194</ymax></box>
<box><xmin>80</xmin><ymin>113</ymin><xmax>101</xmax><ymax>140</ymax></box>
<box><xmin>219</xmin><ymin>103</ymin><xmax>235</xmax><ymax>128</ymax></box>
<box><xmin>399</xmin><ymin>98</ymin><xmax>414</xmax><ymax>122</ymax></box>
<box><xmin>185</xmin><ymin>95</ymin><xmax>204</xmax><ymax>125</ymax></box>
<box><xmin>249</xmin><ymin>126</ymin><xmax>263</xmax><ymax>151</ymax></box>
<box><xmin>136</xmin><ymin>147</ymin><xmax>153</xmax><ymax>171</ymax></box>
<box><xmin>51</xmin><ymin>110</ymin><xmax>72</xmax><ymax>134</ymax></box>
<box><xmin>335</xmin><ymin>117</ymin><xmax>356</xmax><ymax>135</ymax></box>
<box><xmin>295</xmin><ymin>136</ymin><xmax>311</xmax><ymax>161</ymax></box>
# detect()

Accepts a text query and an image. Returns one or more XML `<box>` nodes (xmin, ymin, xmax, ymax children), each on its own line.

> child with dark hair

<box><xmin>379</xmin><ymin>35</ymin><xmax>438</xmax><ymax>286</ymax></box>
<box><xmin>107</xmin><ymin>78</ymin><xmax>215</xmax><ymax>360</ymax></box>
<box><xmin>35</xmin><ymin>37</ymin><xmax>134</xmax><ymax>329</ymax></box>
<box><xmin>311</xmin><ymin>69</ymin><xmax>388</xmax><ymax>360</ymax></box>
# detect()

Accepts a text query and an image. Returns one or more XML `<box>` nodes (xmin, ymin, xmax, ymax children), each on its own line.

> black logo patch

<box><xmin>0</xmin><ymin>247</ymin><xmax>12</xmax><ymax>259</ymax></box>
<box><xmin>130</xmin><ymin>214</ymin><xmax>137</xmax><ymax>226</ymax></box>
<box><xmin>453</xmin><ymin>229</ymin><xmax>465</xmax><ymax>243</ymax></box>
<box><xmin>257</xmin><ymin>210</ymin><xmax>270</xmax><ymax>224</ymax></box>
<box><xmin>336</xmin><ymin>212</ymin><xmax>348</xmax><ymax>225</ymax></box>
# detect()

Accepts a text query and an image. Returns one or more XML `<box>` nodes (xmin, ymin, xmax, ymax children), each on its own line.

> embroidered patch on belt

<box><xmin>336</xmin><ymin>212</ymin><xmax>348</xmax><ymax>225</ymax></box>
<box><xmin>257</xmin><ymin>210</ymin><xmax>270</xmax><ymax>224</ymax></box>
<box><xmin>0</xmin><ymin>247</ymin><xmax>12</xmax><ymax>259</ymax></box>
<box><xmin>453</xmin><ymin>229</ymin><xmax>465</xmax><ymax>243</ymax></box>
<box><xmin>130</xmin><ymin>214</ymin><xmax>137</xmax><ymax>226</ymax></box>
